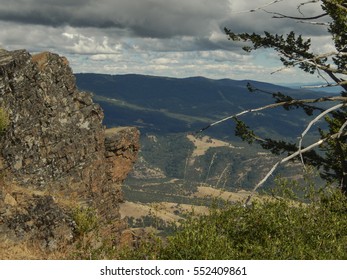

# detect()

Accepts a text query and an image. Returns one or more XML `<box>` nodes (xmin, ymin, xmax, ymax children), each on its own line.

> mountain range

<box><xmin>75</xmin><ymin>73</ymin><xmax>328</xmax><ymax>204</ymax></box>
<box><xmin>75</xmin><ymin>73</ymin><xmax>327</xmax><ymax>139</ymax></box>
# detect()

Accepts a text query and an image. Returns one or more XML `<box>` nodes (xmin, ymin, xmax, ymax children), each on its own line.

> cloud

<box><xmin>0</xmin><ymin>0</ymin><xmax>231</xmax><ymax>38</ymax></box>
<box><xmin>224</xmin><ymin>0</ymin><xmax>329</xmax><ymax>36</ymax></box>
<box><xmin>0</xmin><ymin>0</ymin><xmax>331</xmax><ymax>51</ymax></box>
<box><xmin>0</xmin><ymin>0</ymin><xmax>336</xmax><ymax>84</ymax></box>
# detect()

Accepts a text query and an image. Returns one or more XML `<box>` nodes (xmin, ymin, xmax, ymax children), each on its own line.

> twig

<box><xmin>262</xmin><ymin>0</ymin><xmax>347</xmax><ymax>20</ymax></box>
<box><xmin>263</xmin><ymin>9</ymin><xmax>328</xmax><ymax>20</ymax></box>
<box><xmin>298</xmin><ymin>0</ymin><xmax>320</xmax><ymax>15</ymax></box>
<box><xmin>231</xmin><ymin>0</ymin><xmax>285</xmax><ymax>14</ymax></box>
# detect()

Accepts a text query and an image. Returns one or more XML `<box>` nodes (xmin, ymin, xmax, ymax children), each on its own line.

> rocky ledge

<box><xmin>0</xmin><ymin>49</ymin><xmax>139</xmax><ymax>253</ymax></box>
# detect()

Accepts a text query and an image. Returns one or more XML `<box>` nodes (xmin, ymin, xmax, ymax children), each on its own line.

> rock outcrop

<box><xmin>0</xmin><ymin>49</ymin><xmax>139</xmax><ymax>253</ymax></box>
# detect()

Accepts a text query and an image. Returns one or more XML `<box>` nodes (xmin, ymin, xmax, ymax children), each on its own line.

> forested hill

<box><xmin>75</xmin><ymin>73</ymin><xmax>326</xmax><ymax>139</ymax></box>
<box><xmin>74</xmin><ymin>72</ymin><xmax>327</xmax><ymax>204</ymax></box>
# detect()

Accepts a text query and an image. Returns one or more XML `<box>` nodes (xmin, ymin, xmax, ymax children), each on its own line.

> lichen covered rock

<box><xmin>0</xmin><ymin>49</ymin><xmax>139</xmax><ymax>253</ymax></box>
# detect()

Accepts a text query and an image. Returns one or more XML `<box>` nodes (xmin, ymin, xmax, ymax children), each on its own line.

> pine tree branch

<box><xmin>280</xmin><ymin>50</ymin><xmax>347</xmax><ymax>76</ymax></box>
<box><xmin>324</xmin><ymin>0</ymin><xmax>347</xmax><ymax>12</ymax></box>
<box><xmin>225</xmin><ymin>29</ymin><xmax>347</xmax><ymax>91</ymax></box>
<box><xmin>244</xmin><ymin>130</ymin><xmax>347</xmax><ymax>206</ymax></box>
<box><xmin>278</xmin><ymin>50</ymin><xmax>347</xmax><ymax>90</ymax></box>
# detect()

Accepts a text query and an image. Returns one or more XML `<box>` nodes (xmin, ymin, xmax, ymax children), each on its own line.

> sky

<box><xmin>0</xmin><ymin>0</ymin><xmax>336</xmax><ymax>84</ymax></box>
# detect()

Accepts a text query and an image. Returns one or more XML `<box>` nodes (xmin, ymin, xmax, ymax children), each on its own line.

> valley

<box><xmin>75</xmin><ymin>73</ymin><xmax>327</xmax><ymax>226</ymax></box>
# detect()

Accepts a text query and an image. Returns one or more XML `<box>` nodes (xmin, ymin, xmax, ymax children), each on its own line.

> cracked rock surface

<box><xmin>0</xmin><ymin>49</ymin><xmax>139</xmax><ymax>252</ymax></box>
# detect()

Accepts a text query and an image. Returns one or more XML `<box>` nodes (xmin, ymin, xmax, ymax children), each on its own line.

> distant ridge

<box><xmin>75</xmin><ymin>73</ymin><xmax>324</xmax><ymax>138</ymax></box>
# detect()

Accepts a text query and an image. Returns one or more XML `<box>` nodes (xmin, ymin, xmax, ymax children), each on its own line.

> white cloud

<box><xmin>0</xmin><ymin>0</ymin><xmax>337</xmax><ymax>84</ymax></box>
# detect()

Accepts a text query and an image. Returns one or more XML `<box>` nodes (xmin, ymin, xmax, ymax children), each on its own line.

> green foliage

<box><xmin>0</xmin><ymin>107</ymin><xmax>9</xmax><ymax>134</ymax></box>
<box><xmin>233</xmin><ymin>117</ymin><xmax>256</xmax><ymax>144</ymax></box>
<box><xmin>224</xmin><ymin>0</ymin><xmax>347</xmax><ymax>191</ymax></box>
<box><xmin>72</xmin><ymin>206</ymin><xmax>99</xmax><ymax>236</ymax></box>
<box><xmin>136</xmin><ymin>186</ymin><xmax>347</xmax><ymax>260</ymax></box>
<box><xmin>322</xmin><ymin>0</ymin><xmax>347</xmax><ymax>70</ymax></box>
<box><xmin>120</xmin><ymin>232</ymin><xmax>164</xmax><ymax>260</ymax></box>
<box><xmin>68</xmin><ymin>178</ymin><xmax>347</xmax><ymax>260</ymax></box>
<box><xmin>225</xmin><ymin>30</ymin><xmax>315</xmax><ymax>73</ymax></box>
<box><xmin>319</xmin><ymin>110</ymin><xmax>347</xmax><ymax>187</ymax></box>
<box><xmin>69</xmin><ymin>206</ymin><xmax>104</xmax><ymax>259</ymax></box>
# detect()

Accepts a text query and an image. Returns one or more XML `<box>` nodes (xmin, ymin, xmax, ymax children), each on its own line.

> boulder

<box><xmin>0</xmin><ymin>49</ymin><xmax>139</xmax><ymax>253</ymax></box>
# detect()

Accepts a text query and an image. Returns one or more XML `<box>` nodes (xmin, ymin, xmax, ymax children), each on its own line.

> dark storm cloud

<box><xmin>0</xmin><ymin>0</ymin><xmax>330</xmax><ymax>55</ymax></box>
<box><xmin>0</xmin><ymin>0</ymin><xmax>334</xmax><ymax>83</ymax></box>
<box><xmin>0</xmin><ymin>0</ymin><xmax>123</xmax><ymax>28</ymax></box>
<box><xmin>0</xmin><ymin>0</ymin><xmax>232</xmax><ymax>38</ymax></box>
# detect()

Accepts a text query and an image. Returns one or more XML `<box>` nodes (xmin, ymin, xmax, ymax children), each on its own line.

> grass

<box><xmin>123</xmin><ymin>184</ymin><xmax>347</xmax><ymax>260</ymax></box>
<box><xmin>2</xmin><ymin>174</ymin><xmax>347</xmax><ymax>260</ymax></box>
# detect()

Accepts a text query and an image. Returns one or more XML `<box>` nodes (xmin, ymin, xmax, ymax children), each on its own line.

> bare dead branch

<box><xmin>296</xmin><ymin>20</ymin><xmax>329</xmax><ymax>26</ymax></box>
<box><xmin>338</xmin><ymin>120</ymin><xmax>347</xmax><ymax>138</ymax></box>
<box><xmin>271</xmin><ymin>51</ymin><xmax>347</xmax><ymax>81</ymax></box>
<box><xmin>280</xmin><ymin>50</ymin><xmax>347</xmax><ymax>77</ymax></box>
<box><xmin>270</xmin><ymin>64</ymin><xmax>343</xmax><ymax>88</ymax></box>
<box><xmin>244</xmin><ymin>130</ymin><xmax>347</xmax><ymax>206</ymax></box>
<box><xmin>232</xmin><ymin>0</ymin><xmax>347</xmax><ymax>15</ymax></box>
<box><xmin>231</xmin><ymin>0</ymin><xmax>286</xmax><ymax>14</ymax></box>
<box><xmin>197</xmin><ymin>96</ymin><xmax>347</xmax><ymax>134</ymax></box>
<box><xmin>276</xmin><ymin>49</ymin><xmax>347</xmax><ymax>90</ymax></box>
<box><xmin>263</xmin><ymin>9</ymin><xmax>328</xmax><ymax>20</ymax></box>
<box><xmin>298</xmin><ymin>103</ymin><xmax>346</xmax><ymax>167</ymax></box>
<box><xmin>298</xmin><ymin>0</ymin><xmax>320</xmax><ymax>14</ymax></box>
<box><xmin>316</xmin><ymin>67</ymin><xmax>334</xmax><ymax>85</ymax></box>
<box><xmin>302</xmin><ymin>80</ymin><xmax>347</xmax><ymax>89</ymax></box>
<box><xmin>264</xmin><ymin>0</ymin><xmax>347</xmax><ymax>20</ymax></box>
<box><xmin>196</xmin><ymin>91</ymin><xmax>347</xmax><ymax>205</ymax></box>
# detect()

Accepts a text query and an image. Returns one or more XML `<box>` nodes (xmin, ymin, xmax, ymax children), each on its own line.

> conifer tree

<box><xmin>205</xmin><ymin>0</ymin><xmax>347</xmax><ymax>196</ymax></box>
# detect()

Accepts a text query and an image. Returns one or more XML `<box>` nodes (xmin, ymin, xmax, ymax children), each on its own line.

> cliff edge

<box><xmin>0</xmin><ymin>49</ymin><xmax>139</xmax><ymax>254</ymax></box>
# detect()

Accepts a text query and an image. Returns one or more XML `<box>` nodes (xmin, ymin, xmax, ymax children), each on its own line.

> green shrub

<box><xmin>0</xmin><ymin>107</ymin><xmax>9</xmax><ymax>133</ymax></box>
<box><xmin>72</xmin><ymin>206</ymin><xmax>99</xmax><ymax>236</ymax></box>
<box><xmin>133</xmin><ymin>186</ymin><xmax>347</xmax><ymax>260</ymax></box>
<box><xmin>67</xmin><ymin>182</ymin><xmax>347</xmax><ymax>260</ymax></box>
